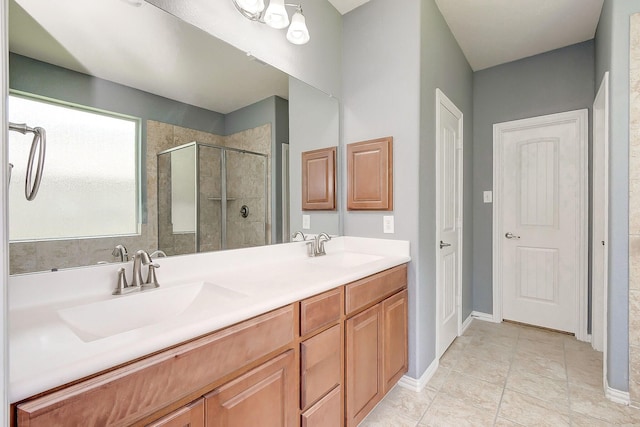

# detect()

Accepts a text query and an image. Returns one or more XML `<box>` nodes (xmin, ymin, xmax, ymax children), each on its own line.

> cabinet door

<box><xmin>205</xmin><ymin>350</ymin><xmax>297</xmax><ymax>427</ymax></box>
<box><xmin>345</xmin><ymin>304</ymin><xmax>381</xmax><ymax>427</ymax></box>
<box><xmin>382</xmin><ymin>290</ymin><xmax>408</xmax><ymax>393</ymax></box>
<box><xmin>146</xmin><ymin>398</ymin><xmax>204</xmax><ymax>427</ymax></box>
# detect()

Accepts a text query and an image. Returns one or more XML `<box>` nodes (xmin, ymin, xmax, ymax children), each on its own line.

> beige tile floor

<box><xmin>360</xmin><ymin>320</ymin><xmax>640</xmax><ymax>426</ymax></box>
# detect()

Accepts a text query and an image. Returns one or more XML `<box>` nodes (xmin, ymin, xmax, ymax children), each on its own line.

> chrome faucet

<box><xmin>113</xmin><ymin>250</ymin><xmax>160</xmax><ymax>295</ymax></box>
<box><xmin>315</xmin><ymin>233</ymin><xmax>331</xmax><ymax>256</ymax></box>
<box><xmin>111</xmin><ymin>244</ymin><xmax>129</xmax><ymax>262</ymax></box>
<box><xmin>292</xmin><ymin>231</ymin><xmax>307</xmax><ymax>241</ymax></box>
<box><xmin>150</xmin><ymin>249</ymin><xmax>167</xmax><ymax>258</ymax></box>
<box><xmin>305</xmin><ymin>232</ymin><xmax>332</xmax><ymax>257</ymax></box>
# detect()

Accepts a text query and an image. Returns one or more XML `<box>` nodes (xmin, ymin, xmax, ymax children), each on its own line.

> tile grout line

<box><xmin>491</xmin><ymin>325</ymin><xmax>520</xmax><ymax>426</ymax></box>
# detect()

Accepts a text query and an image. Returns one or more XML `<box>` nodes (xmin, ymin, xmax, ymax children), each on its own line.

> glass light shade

<box><xmin>236</xmin><ymin>0</ymin><xmax>265</xmax><ymax>14</ymax></box>
<box><xmin>286</xmin><ymin>10</ymin><xmax>310</xmax><ymax>45</ymax></box>
<box><xmin>264</xmin><ymin>0</ymin><xmax>289</xmax><ymax>29</ymax></box>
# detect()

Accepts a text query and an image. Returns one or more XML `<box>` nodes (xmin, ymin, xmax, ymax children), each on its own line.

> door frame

<box><xmin>592</xmin><ymin>72</ymin><xmax>609</xmax><ymax>379</ymax></box>
<box><xmin>435</xmin><ymin>88</ymin><xmax>464</xmax><ymax>358</ymax></box>
<box><xmin>492</xmin><ymin>109</ymin><xmax>588</xmax><ymax>341</ymax></box>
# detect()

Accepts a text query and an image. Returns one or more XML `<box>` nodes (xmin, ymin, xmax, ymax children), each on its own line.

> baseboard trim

<box><xmin>471</xmin><ymin>311</ymin><xmax>496</xmax><ymax>322</ymax></box>
<box><xmin>461</xmin><ymin>313</ymin><xmax>473</xmax><ymax>334</ymax></box>
<box><xmin>398</xmin><ymin>358</ymin><xmax>438</xmax><ymax>392</ymax></box>
<box><xmin>605</xmin><ymin>380</ymin><xmax>630</xmax><ymax>405</ymax></box>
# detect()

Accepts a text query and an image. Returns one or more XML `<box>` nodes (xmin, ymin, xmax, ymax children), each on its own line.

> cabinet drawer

<box><xmin>301</xmin><ymin>386</ymin><xmax>341</xmax><ymax>427</ymax></box>
<box><xmin>146</xmin><ymin>398</ymin><xmax>204</xmax><ymax>427</ymax></box>
<box><xmin>300</xmin><ymin>287</ymin><xmax>342</xmax><ymax>336</ymax></box>
<box><xmin>205</xmin><ymin>350</ymin><xmax>297</xmax><ymax>427</ymax></box>
<box><xmin>16</xmin><ymin>305</ymin><xmax>295</xmax><ymax>427</ymax></box>
<box><xmin>300</xmin><ymin>324</ymin><xmax>341</xmax><ymax>409</ymax></box>
<box><xmin>345</xmin><ymin>264</ymin><xmax>407</xmax><ymax>315</ymax></box>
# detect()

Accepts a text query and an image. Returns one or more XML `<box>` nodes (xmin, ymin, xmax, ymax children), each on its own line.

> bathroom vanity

<box><xmin>8</xmin><ymin>237</ymin><xmax>410</xmax><ymax>426</ymax></box>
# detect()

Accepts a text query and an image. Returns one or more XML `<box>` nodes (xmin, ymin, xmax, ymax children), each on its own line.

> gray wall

<box><xmin>472</xmin><ymin>41</ymin><xmax>596</xmax><ymax>314</ymax></box>
<box><xmin>342</xmin><ymin>0</ymin><xmax>473</xmax><ymax>379</ymax></box>
<box><xmin>289</xmin><ymin>77</ymin><xmax>340</xmax><ymax>236</ymax></box>
<box><xmin>594</xmin><ymin>0</ymin><xmax>640</xmax><ymax>393</ymax></box>
<box><xmin>418</xmin><ymin>0</ymin><xmax>474</xmax><ymax>373</ymax></box>
<box><xmin>225</xmin><ymin>95</ymin><xmax>289</xmax><ymax>243</ymax></box>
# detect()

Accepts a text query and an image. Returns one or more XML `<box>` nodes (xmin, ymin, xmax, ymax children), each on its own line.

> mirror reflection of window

<box><xmin>8</xmin><ymin>92</ymin><xmax>140</xmax><ymax>241</ymax></box>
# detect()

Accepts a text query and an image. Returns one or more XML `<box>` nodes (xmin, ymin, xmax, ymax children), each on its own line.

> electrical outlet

<box><xmin>383</xmin><ymin>216</ymin><xmax>394</xmax><ymax>234</ymax></box>
<box><xmin>302</xmin><ymin>215</ymin><xmax>310</xmax><ymax>229</ymax></box>
<box><xmin>483</xmin><ymin>191</ymin><xmax>493</xmax><ymax>203</ymax></box>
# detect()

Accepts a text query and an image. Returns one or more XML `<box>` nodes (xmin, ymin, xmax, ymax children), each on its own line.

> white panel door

<box><xmin>499</xmin><ymin>112</ymin><xmax>586</xmax><ymax>333</ymax></box>
<box><xmin>436</xmin><ymin>89</ymin><xmax>462</xmax><ymax>358</ymax></box>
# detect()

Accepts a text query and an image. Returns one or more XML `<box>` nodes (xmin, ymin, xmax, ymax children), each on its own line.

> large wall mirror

<box><xmin>8</xmin><ymin>0</ymin><xmax>340</xmax><ymax>275</ymax></box>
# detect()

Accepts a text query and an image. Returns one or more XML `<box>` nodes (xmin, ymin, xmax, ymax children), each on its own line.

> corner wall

<box><xmin>418</xmin><ymin>0</ymin><xmax>474</xmax><ymax>373</ymax></box>
<box><xmin>595</xmin><ymin>0</ymin><xmax>640</xmax><ymax>393</ymax></box>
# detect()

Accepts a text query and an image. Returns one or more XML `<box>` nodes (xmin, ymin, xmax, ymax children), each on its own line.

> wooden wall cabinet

<box><xmin>302</xmin><ymin>147</ymin><xmax>337</xmax><ymax>210</ymax></box>
<box><xmin>347</xmin><ymin>137</ymin><xmax>393</xmax><ymax>211</ymax></box>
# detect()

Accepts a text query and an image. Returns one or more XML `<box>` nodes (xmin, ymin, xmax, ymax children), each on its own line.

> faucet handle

<box><xmin>306</xmin><ymin>241</ymin><xmax>316</xmax><ymax>257</ymax></box>
<box><xmin>143</xmin><ymin>263</ymin><xmax>160</xmax><ymax>289</ymax></box>
<box><xmin>113</xmin><ymin>267</ymin><xmax>136</xmax><ymax>295</ymax></box>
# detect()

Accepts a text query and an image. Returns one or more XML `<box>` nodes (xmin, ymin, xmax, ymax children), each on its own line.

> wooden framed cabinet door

<box><xmin>205</xmin><ymin>350</ymin><xmax>297</xmax><ymax>427</ymax></box>
<box><xmin>302</xmin><ymin>147</ymin><xmax>337</xmax><ymax>210</ymax></box>
<box><xmin>146</xmin><ymin>398</ymin><xmax>204</xmax><ymax>427</ymax></box>
<box><xmin>382</xmin><ymin>290</ymin><xmax>408</xmax><ymax>393</ymax></box>
<box><xmin>345</xmin><ymin>305</ymin><xmax>381</xmax><ymax>427</ymax></box>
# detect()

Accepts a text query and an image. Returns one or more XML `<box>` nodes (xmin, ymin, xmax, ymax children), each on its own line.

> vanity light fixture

<box><xmin>231</xmin><ymin>0</ymin><xmax>310</xmax><ymax>45</ymax></box>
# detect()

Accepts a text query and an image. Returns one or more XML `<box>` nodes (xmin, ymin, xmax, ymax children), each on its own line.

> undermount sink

<box><xmin>307</xmin><ymin>251</ymin><xmax>383</xmax><ymax>267</ymax></box>
<box><xmin>57</xmin><ymin>282</ymin><xmax>247</xmax><ymax>342</ymax></box>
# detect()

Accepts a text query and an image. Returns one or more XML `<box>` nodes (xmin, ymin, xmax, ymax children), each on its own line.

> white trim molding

<box><xmin>461</xmin><ymin>313</ymin><xmax>473</xmax><ymax>334</ymax></box>
<box><xmin>605</xmin><ymin>380</ymin><xmax>631</xmax><ymax>405</ymax></box>
<box><xmin>471</xmin><ymin>311</ymin><xmax>496</xmax><ymax>322</ymax></box>
<box><xmin>398</xmin><ymin>359</ymin><xmax>439</xmax><ymax>392</ymax></box>
<box><xmin>492</xmin><ymin>109</ymin><xmax>589</xmax><ymax>340</ymax></box>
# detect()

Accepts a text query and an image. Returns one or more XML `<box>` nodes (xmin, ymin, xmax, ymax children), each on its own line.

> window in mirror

<box><xmin>8</xmin><ymin>92</ymin><xmax>140</xmax><ymax>241</ymax></box>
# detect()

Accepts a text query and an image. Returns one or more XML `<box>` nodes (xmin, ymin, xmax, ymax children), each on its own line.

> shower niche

<box><xmin>157</xmin><ymin>142</ymin><xmax>268</xmax><ymax>256</ymax></box>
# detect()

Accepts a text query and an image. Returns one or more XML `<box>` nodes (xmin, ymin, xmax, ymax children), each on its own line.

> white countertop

<box><xmin>8</xmin><ymin>236</ymin><xmax>410</xmax><ymax>403</ymax></box>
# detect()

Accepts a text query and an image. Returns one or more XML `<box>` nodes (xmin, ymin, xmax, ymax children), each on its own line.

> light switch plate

<box><xmin>383</xmin><ymin>216</ymin><xmax>394</xmax><ymax>234</ymax></box>
<box><xmin>483</xmin><ymin>191</ymin><xmax>493</xmax><ymax>203</ymax></box>
<box><xmin>302</xmin><ymin>215</ymin><xmax>310</xmax><ymax>229</ymax></box>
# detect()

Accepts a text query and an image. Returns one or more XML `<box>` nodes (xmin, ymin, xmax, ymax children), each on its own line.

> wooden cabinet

<box><xmin>205</xmin><ymin>351</ymin><xmax>297</xmax><ymax>427</ymax></box>
<box><xmin>15</xmin><ymin>306</ymin><xmax>294</xmax><ymax>427</ymax></box>
<box><xmin>147</xmin><ymin>399</ymin><xmax>204</xmax><ymax>427</ymax></box>
<box><xmin>382</xmin><ymin>290</ymin><xmax>408</xmax><ymax>394</ymax></box>
<box><xmin>347</xmin><ymin>137</ymin><xmax>393</xmax><ymax>210</ymax></box>
<box><xmin>302</xmin><ymin>147</ymin><xmax>337</xmax><ymax>210</ymax></box>
<box><xmin>344</xmin><ymin>267</ymin><xmax>408</xmax><ymax>427</ymax></box>
<box><xmin>13</xmin><ymin>265</ymin><xmax>408</xmax><ymax>427</ymax></box>
<box><xmin>345</xmin><ymin>305</ymin><xmax>381</xmax><ymax>426</ymax></box>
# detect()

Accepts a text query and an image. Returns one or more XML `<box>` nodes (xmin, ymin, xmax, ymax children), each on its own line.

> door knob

<box><xmin>505</xmin><ymin>232</ymin><xmax>521</xmax><ymax>239</ymax></box>
<box><xmin>439</xmin><ymin>240</ymin><xmax>451</xmax><ymax>249</ymax></box>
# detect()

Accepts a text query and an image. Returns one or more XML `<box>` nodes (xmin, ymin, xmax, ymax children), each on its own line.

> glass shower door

<box><xmin>197</xmin><ymin>144</ymin><xmax>224</xmax><ymax>252</ymax></box>
<box><xmin>225</xmin><ymin>150</ymin><xmax>268</xmax><ymax>250</ymax></box>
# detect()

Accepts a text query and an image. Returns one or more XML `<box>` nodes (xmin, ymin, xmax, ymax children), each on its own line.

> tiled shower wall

<box><xmin>9</xmin><ymin>120</ymin><xmax>271</xmax><ymax>274</ymax></box>
<box><xmin>630</xmin><ymin>13</ymin><xmax>640</xmax><ymax>408</ymax></box>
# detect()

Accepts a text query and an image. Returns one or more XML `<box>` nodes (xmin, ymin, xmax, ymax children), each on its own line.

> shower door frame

<box><xmin>158</xmin><ymin>141</ymin><xmax>269</xmax><ymax>253</ymax></box>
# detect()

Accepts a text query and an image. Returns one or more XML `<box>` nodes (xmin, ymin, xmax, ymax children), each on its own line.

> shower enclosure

<box><xmin>157</xmin><ymin>142</ymin><xmax>268</xmax><ymax>256</ymax></box>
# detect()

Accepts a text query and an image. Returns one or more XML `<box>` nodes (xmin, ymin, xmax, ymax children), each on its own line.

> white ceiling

<box><xmin>327</xmin><ymin>0</ymin><xmax>370</xmax><ymax>15</ymax></box>
<box><xmin>330</xmin><ymin>0</ymin><xmax>604</xmax><ymax>72</ymax></box>
<box><xmin>434</xmin><ymin>0</ymin><xmax>605</xmax><ymax>71</ymax></box>
<box><xmin>9</xmin><ymin>0</ymin><xmax>289</xmax><ymax>114</ymax></box>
